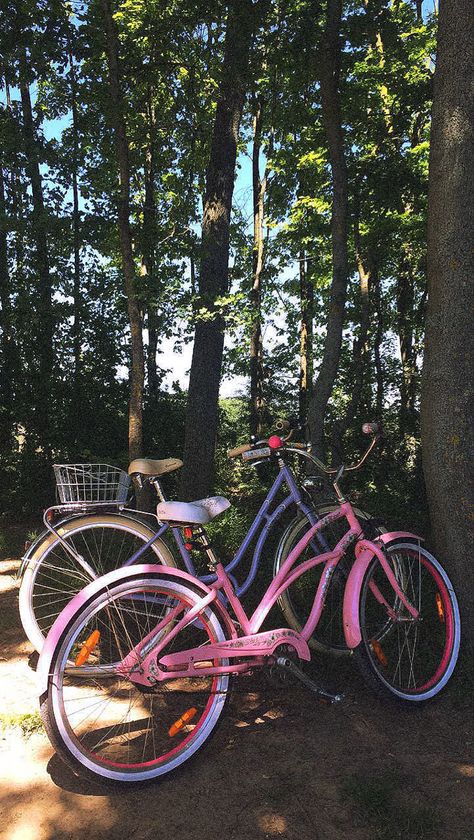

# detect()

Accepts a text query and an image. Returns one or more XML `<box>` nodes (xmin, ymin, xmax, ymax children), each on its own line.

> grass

<box><xmin>0</xmin><ymin>711</ymin><xmax>44</xmax><ymax>737</ymax></box>
<box><xmin>341</xmin><ymin>770</ymin><xmax>441</xmax><ymax>840</ymax></box>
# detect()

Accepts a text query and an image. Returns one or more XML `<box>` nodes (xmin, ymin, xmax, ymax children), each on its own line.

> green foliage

<box><xmin>0</xmin><ymin>0</ymin><xmax>436</xmax><ymax>539</ymax></box>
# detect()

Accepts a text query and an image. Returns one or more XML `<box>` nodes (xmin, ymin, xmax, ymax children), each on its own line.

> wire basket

<box><xmin>53</xmin><ymin>463</ymin><xmax>131</xmax><ymax>504</ymax></box>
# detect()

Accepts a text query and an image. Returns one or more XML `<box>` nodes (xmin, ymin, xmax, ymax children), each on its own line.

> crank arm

<box><xmin>275</xmin><ymin>657</ymin><xmax>344</xmax><ymax>704</ymax></box>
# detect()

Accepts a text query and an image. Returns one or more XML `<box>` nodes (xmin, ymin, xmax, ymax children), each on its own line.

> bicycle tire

<box><xmin>40</xmin><ymin>571</ymin><xmax>230</xmax><ymax>785</ymax></box>
<box><xmin>19</xmin><ymin>514</ymin><xmax>176</xmax><ymax>654</ymax></box>
<box><xmin>353</xmin><ymin>542</ymin><xmax>461</xmax><ymax>702</ymax></box>
<box><xmin>274</xmin><ymin>505</ymin><xmax>385</xmax><ymax>656</ymax></box>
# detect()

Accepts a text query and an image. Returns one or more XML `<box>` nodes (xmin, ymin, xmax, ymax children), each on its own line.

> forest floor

<box><xmin>1</xmin><ymin>554</ymin><xmax>473</xmax><ymax>840</ymax></box>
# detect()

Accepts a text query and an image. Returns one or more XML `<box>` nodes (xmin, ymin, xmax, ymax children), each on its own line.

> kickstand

<box><xmin>275</xmin><ymin>657</ymin><xmax>344</xmax><ymax>704</ymax></box>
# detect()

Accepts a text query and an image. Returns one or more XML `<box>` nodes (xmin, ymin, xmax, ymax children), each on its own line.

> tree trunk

<box><xmin>0</xmin><ymin>161</ymin><xmax>16</xmax><ymax>451</ymax></box>
<box><xmin>141</xmin><ymin>89</ymin><xmax>159</xmax><ymax>402</ymax></box>
<box><xmin>308</xmin><ymin>0</ymin><xmax>349</xmax><ymax>457</ymax></box>
<box><xmin>299</xmin><ymin>252</ymin><xmax>314</xmax><ymax>426</ymax></box>
<box><xmin>421</xmin><ymin>0</ymin><xmax>474</xmax><ymax>652</ymax></box>
<box><xmin>19</xmin><ymin>55</ymin><xmax>53</xmax><ymax>452</ymax></box>
<box><xmin>250</xmin><ymin>96</ymin><xmax>267</xmax><ymax>438</ymax></box>
<box><xmin>397</xmin><ymin>248</ymin><xmax>418</xmax><ymax>436</ymax></box>
<box><xmin>371</xmin><ymin>266</ymin><xmax>384</xmax><ymax>421</ymax></box>
<box><xmin>67</xmin><ymin>41</ymin><xmax>83</xmax><ymax>447</ymax></box>
<box><xmin>102</xmin><ymin>0</ymin><xmax>144</xmax><ymax>461</ymax></box>
<box><xmin>331</xmin><ymin>213</ymin><xmax>370</xmax><ymax>462</ymax></box>
<box><xmin>180</xmin><ymin>0</ymin><xmax>254</xmax><ymax>500</ymax></box>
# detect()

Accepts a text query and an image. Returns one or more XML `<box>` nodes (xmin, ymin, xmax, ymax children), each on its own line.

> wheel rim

<box><xmin>360</xmin><ymin>546</ymin><xmax>458</xmax><ymax>697</ymax></box>
<box><xmin>49</xmin><ymin>580</ymin><xmax>228</xmax><ymax>780</ymax></box>
<box><xmin>21</xmin><ymin>518</ymin><xmax>168</xmax><ymax>651</ymax></box>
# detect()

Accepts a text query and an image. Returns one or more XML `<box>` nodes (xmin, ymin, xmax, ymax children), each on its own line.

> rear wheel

<box><xmin>19</xmin><ymin>514</ymin><xmax>176</xmax><ymax>654</ymax></box>
<box><xmin>40</xmin><ymin>572</ymin><xmax>230</xmax><ymax>784</ymax></box>
<box><xmin>354</xmin><ymin>543</ymin><xmax>460</xmax><ymax>702</ymax></box>
<box><xmin>274</xmin><ymin>506</ymin><xmax>385</xmax><ymax>655</ymax></box>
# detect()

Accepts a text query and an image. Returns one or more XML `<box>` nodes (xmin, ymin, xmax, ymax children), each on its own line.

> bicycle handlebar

<box><xmin>227</xmin><ymin>443</ymin><xmax>252</xmax><ymax>459</ymax></box>
<box><xmin>227</xmin><ymin>421</ymin><xmax>381</xmax><ymax>479</ymax></box>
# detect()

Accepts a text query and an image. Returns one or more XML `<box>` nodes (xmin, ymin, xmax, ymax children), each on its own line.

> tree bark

<box><xmin>299</xmin><ymin>252</ymin><xmax>314</xmax><ymax>426</ymax></box>
<box><xmin>180</xmin><ymin>0</ymin><xmax>254</xmax><ymax>500</ymax></box>
<box><xmin>421</xmin><ymin>0</ymin><xmax>474</xmax><ymax>651</ymax></box>
<box><xmin>397</xmin><ymin>248</ymin><xmax>418</xmax><ymax>435</ymax></box>
<box><xmin>19</xmin><ymin>54</ymin><xmax>53</xmax><ymax>452</ymax></box>
<box><xmin>0</xmin><ymin>161</ymin><xmax>16</xmax><ymax>451</ymax></box>
<box><xmin>141</xmin><ymin>88</ymin><xmax>159</xmax><ymax>402</ymax></box>
<box><xmin>102</xmin><ymin>0</ymin><xmax>145</xmax><ymax>461</ymax></box>
<box><xmin>67</xmin><ymin>40</ymin><xmax>83</xmax><ymax>446</ymax></box>
<box><xmin>370</xmin><ymin>265</ymin><xmax>384</xmax><ymax>421</ymax></box>
<box><xmin>250</xmin><ymin>96</ymin><xmax>267</xmax><ymax>438</ymax></box>
<box><xmin>331</xmin><ymin>212</ymin><xmax>370</xmax><ymax>462</ymax></box>
<box><xmin>308</xmin><ymin>0</ymin><xmax>349</xmax><ymax>457</ymax></box>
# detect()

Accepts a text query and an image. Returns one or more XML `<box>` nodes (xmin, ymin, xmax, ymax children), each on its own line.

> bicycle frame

<box><xmin>36</xmin><ymin>510</ymin><xmax>422</xmax><ymax>697</ymax></box>
<box><xmin>115</xmin><ymin>503</ymin><xmax>421</xmax><ymax>685</ymax></box>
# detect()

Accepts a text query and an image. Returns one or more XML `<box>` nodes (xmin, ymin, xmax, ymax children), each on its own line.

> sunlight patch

<box><xmin>258</xmin><ymin>812</ymin><xmax>287</xmax><ymax>834</ymax></box>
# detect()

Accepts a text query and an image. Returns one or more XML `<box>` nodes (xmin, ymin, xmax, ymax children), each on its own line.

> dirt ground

<box><xmin>1</xmin><ymin>556</ymin><xmax>473</xmax><ymax>840</ymax></box>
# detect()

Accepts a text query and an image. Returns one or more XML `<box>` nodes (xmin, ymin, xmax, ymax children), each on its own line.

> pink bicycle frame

<box><xmin>118</xmin><ymin>503</ymin><xmax>421</xmax><ymax>683</ymax></box>
<box><xmin>36</xmin><ymin>496</ymin><xmax>422</xmax><ymax>699</ymax></box>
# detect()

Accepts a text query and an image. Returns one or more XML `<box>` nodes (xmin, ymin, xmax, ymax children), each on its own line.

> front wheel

<box><xmin>19</xmin><ymin>513</ymin><xmax>176</xmax><ymax>654</ymax></box>
<box><xmin>353</xmin><ymin>543</ymin><xmax>461</xmax><ymax>702</ymax></box>
<box><xmin>40</xmin><ymin>571</ymin><xmax>231</xmax><ymax>785</ymax></box>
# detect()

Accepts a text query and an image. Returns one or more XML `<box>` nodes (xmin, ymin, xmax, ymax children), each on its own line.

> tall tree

<box><xmin>66</xmin><ymin>32</ymin><xmax>83</xmax><ymax>446</ymax></box>
<box><xmin>299</xmin><ymin>251</ymin><xmax>314</xmax><ymax>426</ymax></box>
<box><xmin>249</xmin><ymin>94</ymin><xmax>268</xmax><ymax>438</ymax></box>
<box><xmin>421</xmin><ymin>0</ymin><xmax>474</xmax><ymax>650</ymax></box>
<box><xmin>19</xmin><ymin>50</ymin><xmax>54</xmax><ymax>452</ymax></box>
<box><xmin>307</xmin><ymin>0</ymin><xmax>349</xmax><ymax>456</ymax></box>
<box><xmin>101</xmin><ymin>0</ymin><xmax>145</xmax><ymax>460</ymax></box>
<box><xmin>0</xmin><ymin>154</ymin><xmax>16</xmax><ymax>451</ymax></box>
<box><xmin>180</xmin><ymin>0</ymin><xmax>254</xmax><ymax>500</ymax></box>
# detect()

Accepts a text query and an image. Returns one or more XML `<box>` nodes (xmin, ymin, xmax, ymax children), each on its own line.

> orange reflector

<box><xmin>436</xmin><ymin>592</ymin><xmax>445</xmax><ymax>623</ymax></box>
<box><xmin>370</xmin><ymin>638</ymin><xmax>388</xmax><ymax>667</ymax></box>
<box><xmin>168</xmin><ymin>707</ymin><xmax>198</xmax><ymax>737</ymax></box>
<box><xmin>75</xmin><ymin>629</ymin><xmax>101</xmax><ymax>666</ymax></box>
<box><xmin>183</xmin><ymin>527</ymin><xmax>193</xmax><ymax>551</ymax></box>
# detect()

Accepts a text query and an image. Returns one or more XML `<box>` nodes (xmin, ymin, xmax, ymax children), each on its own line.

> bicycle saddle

<box><xmin>157</xmin><ymin>496</ymin><xmax>231</xmax><ymax>525</ymax></box>
<box><xmin>128</xmin><ymin>457</ymin><xmax>184</xmax><ymax>476</ymax></box>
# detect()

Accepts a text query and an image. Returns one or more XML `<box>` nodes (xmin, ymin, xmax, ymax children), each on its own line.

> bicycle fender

<box><xmin>36</xmin><ymin>564</ymin><xmax>235</xmax><ymax>697</ymax></box>
<box><xmin>342</xmin><ymin>532</ymin><xmax>422</xmax><ymax>649</ymax></box>
<box><xmin>18</xmin><ymin>515</ymin><xmax>99</xmax><ymax>579</ymax></box>
<box><xmin>18</xmin><ymin>528</ymin><xmax>51</xmax><ymax>579</ymax></box>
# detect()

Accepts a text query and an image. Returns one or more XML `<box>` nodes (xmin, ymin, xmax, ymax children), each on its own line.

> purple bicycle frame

<box><xmin>120</xmin><ymin>462</ymin><xmax>329</xmax><ymax>598</ymax></box>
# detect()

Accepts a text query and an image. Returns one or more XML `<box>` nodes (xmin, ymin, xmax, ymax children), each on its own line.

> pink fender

<box><xmin>36</xmin><ymin>564</ymin><xmax>236</xmax><ymax>697</ymax></box>
<box><xmin>343</xmin><ymin>532</ymin><xmax>423</xmax><ymax>649</ymax></box>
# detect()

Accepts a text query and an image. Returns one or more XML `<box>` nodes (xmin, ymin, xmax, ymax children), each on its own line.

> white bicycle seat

<box><xmin>156</xmin><ymin>496</ymin><xmax>231</xmax><ymax>525</ymax></box>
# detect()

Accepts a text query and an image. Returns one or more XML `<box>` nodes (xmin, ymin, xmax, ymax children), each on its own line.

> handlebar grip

<box><xmin>290</xmin><ymin>442</ymin><xmax>307</xmax><ymax>450</ymax></box>
<box><xmin>362</xmin><ymin>422</ymin><xmax>381</xmax><ymax>436</ymax></box>
<box><xmin>227</xmin><ymin>443</ymin><xmax>251</xmax><ymax>459</ymax></box>
<box><xmin>275</xmin><ymin>419</ymin><xmax>290</xmax><ymax>432</ymax></box>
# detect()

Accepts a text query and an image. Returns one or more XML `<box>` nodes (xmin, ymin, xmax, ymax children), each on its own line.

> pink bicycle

<box><xmin>38</xmin><ymin>423</ymin><xmax>460</xmax><ymax>785</ymax></box>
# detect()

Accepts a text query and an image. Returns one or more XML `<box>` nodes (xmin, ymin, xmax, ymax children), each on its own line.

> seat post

<box><xmin>151</xmin><ymin>478</ymin><xmax>167</xmax><ymax>503</ymax></box>
<box><xmin>194</xmin><ymin>526</ymin><xmax>219</xmax><ymax>571</ymax></box>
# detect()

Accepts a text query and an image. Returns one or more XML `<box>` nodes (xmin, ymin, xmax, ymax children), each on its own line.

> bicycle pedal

<box><xmin>275</xmin><ymin>657</ymin><xmax>344</xmax><ymax>705</ymax></box>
